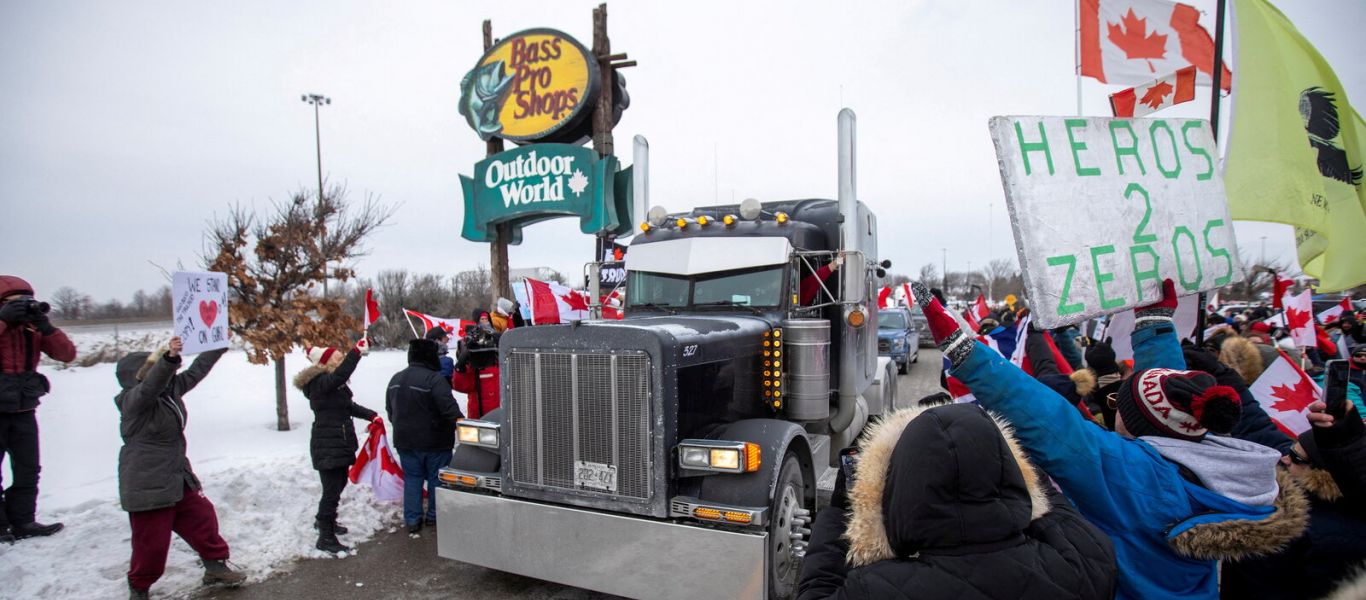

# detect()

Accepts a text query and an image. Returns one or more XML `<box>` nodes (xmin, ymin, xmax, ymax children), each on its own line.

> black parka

<box><xmin>798</xmin><ymin>403</ymin><xmax>1116</xmax><ymax>600</ymax></box>
<box><xmin>113</xmin><ymin>348</ymin><xmax>225</xmax><ymax>512</ymax></box>
<box><xmin>294</xmin><ymin>349</ymin><xmax>379</xmax><ymax>470</ymax></box>
<box><xmin>386</xmin><ymin>339</ymin><xmax>464</xmax><ymax>451</ymax></box>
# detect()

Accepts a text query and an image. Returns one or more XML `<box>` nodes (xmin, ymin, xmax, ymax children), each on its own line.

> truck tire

<box><xmin>769</xmin><ymin>454</ymin><xmax>807</xmax><ymax>600</ymax></box>
<box><xmin>897</xmin><ymin>360</ymin><xmax>908</xmax><ymax>374</ymax></box>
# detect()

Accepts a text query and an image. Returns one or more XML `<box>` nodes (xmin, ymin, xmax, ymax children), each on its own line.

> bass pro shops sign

<box><xmin>458</xmin><ymin>28</ymin><xmax>600</xmax><ymax>144</ymax></box>
<box><xmin>989</xmin><ymin>116</ymin><xmax>1244</xmax><ymax>329</ymax></box>
<box><xmin>460</xmin><ymin>144</ymin><xmax>633</xmax><ymax>243</ymax></box>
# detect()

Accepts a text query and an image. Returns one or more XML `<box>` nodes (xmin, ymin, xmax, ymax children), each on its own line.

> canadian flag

<box><xmin>1249</xmin><ymin>350</ymin><xmax>1322</xmax><ymax>438</ymax></box>
<box><xmin>349</xmin><ymin>420</ymin><xmax>405</xmax><ymax>503</ymax></box>
<box><xmin>523</xmin><ymin>278</ymin><xmax>591</xmax><ymax>325</ymax></box>
<box><xmin>364</xmin><ymin>288</ymin><xmax>382</xmax><ymax>330</ymax></box>
<box><xmin>1264</xmin><ymin>290</ymin><xmax>1316</xmax><ymax>348</ymax></box>
<box><xmin>1271</xmin><ymin>275</ymin><xmax>1294</xmax><ymax>310</ymax></box>
<box><xmin>404</xmin><ymin>309</ymin><xmax>474</xmax><ymax>339</ymax></box>
<box><xmin>972</xmin><ymin>295</ymin><xmax>991</xmax><ymax>321</ymax></box>
<box><xmin>877</xmin><ymin>287</ymin><xmax>893</xmax><ymax>310</ymax></box>
<box><xmin>1110</xmin><ymin>65</ymin><xmax>1197</xmax><ymax>117</ymax></box>
<box><xmin>1080</xmin><ymin>0</ymin><xmax>1231</xmax><ymax>90</ymax></box>
<box><xmin>962</xmin><ymin>309</ymin><xmax>982</xmax><ymax>334</ymax></box>
<box><xmin>601</xmin><ymin>288</ymin><xmax>625</xmax><ymax>320</ymax></box>
<box><xmin>901</xmin><ymin>283</ymin><xmax>915</xmax><ymax>307</ymax></box>
<box><xmin>1318</xmin><ymin>297</ymin><xmax>1353</xmax><ymax>324</ymax></box>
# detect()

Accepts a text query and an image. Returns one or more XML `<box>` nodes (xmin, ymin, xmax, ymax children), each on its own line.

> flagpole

<box><xmin>1194</xmin><ymin>0</ymin><xmax>1228</xmax><ymax>348</ymax></box>
<box><xmin>1075</xmin><ymin>0</ymin><xmax>1083</xmax><ymax>115</ymax></box>
<box><xmin>401</xmin><ymin>309</ymin><xmax>421</xmax><ymax>338</ymax></box>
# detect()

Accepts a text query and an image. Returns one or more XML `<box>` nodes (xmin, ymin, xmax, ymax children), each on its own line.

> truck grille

<box><xmin>505</xmin><ymin>351</ymin><xmax>653</xmax><ymax>501</ymax></box>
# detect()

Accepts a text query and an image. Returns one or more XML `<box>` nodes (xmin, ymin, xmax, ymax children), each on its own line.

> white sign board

<box><xmin>989</xmin><ymin>116</ymin><xmax>1243</xmax><ymax>329</ymax></box>
<box><xmin>171</xmin><ymin>271</ymin><xmax>229</xmax><ymax>355</ymax></box>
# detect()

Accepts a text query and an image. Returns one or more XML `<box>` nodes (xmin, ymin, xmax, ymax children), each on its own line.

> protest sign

<box><xmin>172</xmin><ymin>271</ymin><xmax>229</xmax><ymax>355</ymax></box>
<box><xmin>989</xmin><ymin>116</ymin><xmax>1243</xmax><ymax>328</ymax></box>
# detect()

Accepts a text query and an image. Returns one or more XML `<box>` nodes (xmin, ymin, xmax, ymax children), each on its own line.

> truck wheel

<box><xmin>768</xmin><ymin>454</ymin><xmax>808</xmax><ymax>600</ymax></box>
<box><xmin>897</xmin><ymin>360</ymin><xmax>908</xmax><ymax>374</ymax></box>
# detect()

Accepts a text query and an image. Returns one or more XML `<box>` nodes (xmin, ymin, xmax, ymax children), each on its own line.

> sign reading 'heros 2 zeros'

<box><xmin>458</xmin><ymin>28</ymin><xmax>599</xmax><ymax>143</ymax></box>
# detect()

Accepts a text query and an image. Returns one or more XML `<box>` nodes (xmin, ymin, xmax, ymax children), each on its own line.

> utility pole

<box><xmin>302</xmin><ymin>93</ymin><xmax>331</xmax><ymax>295</ymax></box>
<box><xmin>483</xmin><ymin>21</ymin><xmax>513</xmax><ymax>306</ymax></box>
<box><xmin>941</xmin><ymin>248</ymin><xmax>947</xmax><ymax>295</ymax></box>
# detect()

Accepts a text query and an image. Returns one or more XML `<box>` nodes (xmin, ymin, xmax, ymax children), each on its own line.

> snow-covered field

<box><xmin>2</xmin><ymin>331</ymin><xmax>441</xmax><ymax>600</ymax></box>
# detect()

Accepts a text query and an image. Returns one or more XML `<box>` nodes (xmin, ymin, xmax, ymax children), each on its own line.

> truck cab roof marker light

<box><xmin>696</xmin><ymin>215</ymin><xmax>710</xmax><ymax>226</ymax></box>
<box><xmin>775</xmin><ymin>212</ymin><xmax>790</xmax><ymax>225</ymax></box>
<box><xmin>723</xmin><ymin>214</ymin><xmax>737</xmax><ymax>226</ymax></box>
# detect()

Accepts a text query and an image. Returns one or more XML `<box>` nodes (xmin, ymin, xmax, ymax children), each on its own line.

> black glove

<box><xmin>0</xmin><ymin>300</ymin><xmax>28</xmax><ymax>326</ymax></box>
<box><xmin>30</xmin><ymin>311</ymin><xmax>55</xmax><ymax>335</ymax></box>
<box><xmin>454</xmin><ymin>343</ymin><xmax>471</xmax><ymax>372</ymax></box>
<box><xmin>1085</xmin><ymin>337</ymin><xmax>1119</xmax><ymax>376</ymax></box>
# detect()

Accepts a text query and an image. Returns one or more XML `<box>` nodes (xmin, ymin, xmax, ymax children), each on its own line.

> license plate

<box><xmin>574</xmin><ymin>460</ymin><xmax>617</xmax><ymax>492</ymax></box>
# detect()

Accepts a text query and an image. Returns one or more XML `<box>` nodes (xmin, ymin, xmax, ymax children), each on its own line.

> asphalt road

<box><xmin>198</xmin><ymin>349</ymin><xmax>943</xmax><ymax>600</ymax></box>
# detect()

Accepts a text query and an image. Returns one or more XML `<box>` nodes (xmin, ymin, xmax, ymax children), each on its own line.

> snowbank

<box><xmin>2</xmin><ymin>346</ymin><xmax>444</xmax><ymax>599</ymax></box>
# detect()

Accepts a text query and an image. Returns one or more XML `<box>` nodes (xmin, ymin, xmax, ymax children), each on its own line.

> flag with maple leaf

<box><xmin>1317</xmin><ymin>297</ymin><xmax>1353</xmax><ymax>324</ymax></box>
<box><xmin>1249</xmin><ymin>349</ymin><xmax>1322</xmax><ymax>437</ymax></box>
<box><xmin>522</xmin><ymin>278</ymin><xmax>592</xmax><ymax>325</ymax></box>
<box><xmin>402</xmin><ymin>309</ymin><xmax>473</xmax><ymax>339</ymax></box>
<box><xmin>1080</xmin><ymin>0</ymin><xmax>1231</xmax><ymax>90</ymax></box>
<box><xmin>1264</xmin><ymin>290</ymin><xmax>1316</xmax><ymax>347</ymax></box>
<box><xmin>1271</xmin><ymin>275</ymin><xmax>1294</xmax><ymax>310</ymax></box>
<box><xmin>364</xmin><ymin>288</ymin><xmax>382</xmax><ymax>332</ymax></box>
<box><xmin>1110</xmin><ymin>65</ymin><xmax>1197</xmax><ymax>117</ymax></box>
<box><xmin>877</xmin><ymin>286</ymin><xmax>893</xmax><ymax>310</ymax></box>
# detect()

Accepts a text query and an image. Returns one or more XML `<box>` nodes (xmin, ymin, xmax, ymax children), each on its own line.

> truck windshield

<box><xmin>628</xmin><ymin>266</ymin><xmax>785</xmax><ymax>309</ymax></box>
<box><xmin>879</xmin><ymin>311</ymin><xmax>907</xmax><ymax>329</ymax></box>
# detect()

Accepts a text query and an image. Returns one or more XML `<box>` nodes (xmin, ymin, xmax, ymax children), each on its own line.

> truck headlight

<box><xmin>457</xmin><ymin>420</ymin><xmax>500</xmax><ymax>448</ymax></box>
<box><xmin>677</xmin><ymin>440</ymin><xmax>761</xmax><ymax>473</ymax></box>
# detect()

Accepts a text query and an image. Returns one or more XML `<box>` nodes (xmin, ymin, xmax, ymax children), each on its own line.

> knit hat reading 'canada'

<box><xmin>306</xmin><ymin>346</ymin><xmax>339</xmax><ymax>366</ymax></box>
<box><xmin>1116</xmin><ymin>368</ymin><xmax>1242</xmax><ymax>441</ymax></box>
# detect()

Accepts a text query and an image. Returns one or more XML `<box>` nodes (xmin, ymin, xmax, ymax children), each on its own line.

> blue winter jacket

<box><xmin>952</xmin><ymin>322</ymin><xmax>1284</xmax><ymax>599</ymax></box>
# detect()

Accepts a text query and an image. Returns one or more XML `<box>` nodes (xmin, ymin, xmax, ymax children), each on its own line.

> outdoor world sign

<box><xmin>989</xmin><ymin>116</ymin><xmax>1244</xmax><ymax>329</ymax></box>
<box><xmin>458</xmin><ymin>28</ymin><xmax>599</xmax><ymax>144</ymax></box>
<box><xmin>460</xmin><ymin>144</ymin><xmax>633</xmax><ymax>243</ymax></box>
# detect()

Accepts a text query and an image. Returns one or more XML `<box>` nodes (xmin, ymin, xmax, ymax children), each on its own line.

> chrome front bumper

<box><xmin>436</xmin><ymin>488</ymin><xmax>768</xmax><ymax>599</ymax></box>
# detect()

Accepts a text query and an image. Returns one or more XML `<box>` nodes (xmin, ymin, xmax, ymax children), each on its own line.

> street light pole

<box><xmin>302</xmin><ymin>93</ymin><xmax>331</xmax><ymax>295</ymax></box>
<box><xmin>941</xmin><ymin>247</ymin><xmax>947</xmax><ymax>296</ymax></box>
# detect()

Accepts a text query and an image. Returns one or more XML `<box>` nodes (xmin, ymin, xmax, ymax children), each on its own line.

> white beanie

<box><xmin>306</xmin><ymin>346</ymin><xmax>339</xmax><ymax>366</ymax></box>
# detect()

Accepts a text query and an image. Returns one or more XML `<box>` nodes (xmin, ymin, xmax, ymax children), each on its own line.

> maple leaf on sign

<box><xmin>1285</xmin><ymin>307</ymin><xmax>1311</xmax><ymax>331</ymax></box>
<box><xmin>1269</xmin><ymin>377</ymin><xmax>1319</xmax><ymax>414</ymax></box>
<box><xmin>1140</xmin><ymin>81</ymin><xmax>1174</xmax><ymax>110</ymax></box>
<box><xmin>560</xmin><ymin>291</ymin><xmax>590</xmax><ymax>312</ymax></box>
<box><xmin>1107</xmin><ymin>8</ymin><xmax>1167</xmax><ymax>72</ymax></box>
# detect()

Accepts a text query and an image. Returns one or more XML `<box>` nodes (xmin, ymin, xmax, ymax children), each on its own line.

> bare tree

<box><xmin>916</xmin><ymin>263</ymin><xmax>939</xmax><ymax>288</ymax></box>
<box><xmin>982</xmin><ymin>258</ymin><xmax>1019</xmax><ymax>301</ymax></box>
<box><xmin>204</xmin><ymin>186</ymin><xmax>394</xmax><ymax>431</ymax></box>
<box><xmin>50</xmin><ymin>286</ymin><xmax>87</xmax><ymax>320</ymax></box>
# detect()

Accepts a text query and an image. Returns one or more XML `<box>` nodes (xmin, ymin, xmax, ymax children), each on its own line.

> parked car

<box><xmin>909</xmin><ymin>305</ymin><xmax>934</xmax><ymax>347</ymax></box>
<box><xmin>878</xmin><ymin>307</ymin><xmax>920</xmax><ymax>374</ymax></box>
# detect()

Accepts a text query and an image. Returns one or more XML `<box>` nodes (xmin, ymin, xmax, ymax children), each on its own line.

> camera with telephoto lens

<box><xmin>9</xmin><ymin>296</ymin><xmax>50</xmax><ymax>319</ymax></box>
<box><xmin>462</xmin><ymin>324</ymin><xmax>496</xmax><ymax>350</ymax></box>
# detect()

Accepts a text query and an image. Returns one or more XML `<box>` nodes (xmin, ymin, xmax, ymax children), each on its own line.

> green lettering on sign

<box><xmin>1181</xmin><ymin>121</ymin><xmax>1214</xmax><ymax>181</ymax></box>
<box><xmin>1125</xmin><ymin>183</ymin><xmax>1156</xmax><ymax>244</ymax></box>
<box><xmin>1065</xmin><ymin>119</ymin><xmax>1100</xmax><ymax>177</ymax></box>
<box><xmin>1203</xmin><ymin>219</ymin><xmax>1234</xmax><ymax>286</ymax></box>
<box><xmin>1108</xmin><ymin>121</ymin><xmax>1147</xmax><ymax>176</ymax></box>
<box><xmin>1149</xmin><ymin>121</ymin><xmax>1182</xmax><ymax>180</ymax></box>
<box><xmin>1129</xmin><ymin>244</ymin><xmax>1161</xmax><ymax>302</ymax></box>
<box><xmin>1014</xmin><ymin>120</ymin><xmax>1054</xmax><ymax>176</ymax></box>
<box><xmin>1047</xmin><ymin>254</ymin><xmax>1084</xmax><ymax>315</ymax></box>
<box><xmin>1090</xmin><ymin>245</ymin><xmax>1125</xmax><ymax>310</ymax></box>
<box><xmin>1171</xmin><ymin>226</ymin><xmax>1204</xmax><ymax>291</ymax></box>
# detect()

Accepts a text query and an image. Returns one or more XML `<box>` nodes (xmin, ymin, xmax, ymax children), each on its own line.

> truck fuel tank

<box><xmin>781</xmin><ymin>318</ymin><xmax>831</xmax><ymax>421</ymax></box>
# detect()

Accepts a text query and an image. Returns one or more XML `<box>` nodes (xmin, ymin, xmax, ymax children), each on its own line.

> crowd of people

<box><xmin>0</xmin><ymin>274</ymin><xmax>524</xmax><ymax>599</ymax></box>
<box><xmin>799</xmin><ymin>280</ymin><xmax>1366</xmax><ymax>600</ymax></box>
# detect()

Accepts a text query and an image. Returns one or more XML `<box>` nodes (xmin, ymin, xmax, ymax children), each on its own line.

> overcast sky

<box><xmin>3</xmin><ymin>0</ymin><xmax>1361</xmax><ymax>303</ymax></box>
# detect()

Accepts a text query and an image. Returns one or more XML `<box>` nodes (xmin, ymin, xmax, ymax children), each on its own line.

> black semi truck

<box><xmin>436</xmin><ymin>110</ymin><xmax>896</xmax><ymax>599</ymax></box>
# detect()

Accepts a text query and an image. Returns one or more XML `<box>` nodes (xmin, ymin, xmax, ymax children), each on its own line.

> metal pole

<box><xmin>1074</xmin><ymin>0</ymin><xmax>1083</xmax><ymax>116</ymax></box>
<box><xmin>941</xmin><ymin>248</ymin><xmax>947</xmax><ymax>295</ymax></box>
<box><xmin>1195</xmin><ymin>0</ymin><xmax>1227</xmax><ymax>347</ymax></box>
<box><xmin>314</xmin><ymin>101</ymin><xmax>327</xmax><ymax>296</ymax></box>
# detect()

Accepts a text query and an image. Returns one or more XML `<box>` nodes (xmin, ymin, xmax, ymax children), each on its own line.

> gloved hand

<box><xmin>1135</xmin><ymin>279</ymin><xmax>1178</xmax><ymax>324</ymax></box>
<box><xmin>454</xmin><ymin>343</ymin><xmax>471</xmax><ymax>372</ymax></box>
<box><xmin>354</xmin><ymin>338</ymin><xmax>370</xmax><ymax>356</ymax></box>
<box><xmin>0</xmin><ymin>299</ymin><xmax>29</xmax><ymax>326</ymax></box>
<box><xmin>29</xmin><ymin>310</ymin><xmax>55</xmax><ymax>335</ymax></box>
<box><xmin>371</xmin><ymin>415</ymin><xmax>384</xmax><ymax>426</ymax></box>
<box><xmin>830</xmin><ymin>255</ymin><xmax>844</xmax><ymax>272</ymax></box>
<box><xmin>911</xmin><ymin>282</ymin><xmax>972</xmax><ymax>367</ymax></box>
<box><xmin>1085</xmin><ymin>337</ymin><xmax>1119</xmax><ymax>376</ymax></box>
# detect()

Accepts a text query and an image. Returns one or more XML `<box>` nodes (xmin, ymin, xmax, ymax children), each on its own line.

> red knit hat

<box><xmin>306</xmin><ymin>346</ymin><xmax>339</xmax><ymax>366</ymax></box>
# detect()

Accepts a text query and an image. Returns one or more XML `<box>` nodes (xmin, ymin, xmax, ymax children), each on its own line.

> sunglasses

<box><xmin>1106</xmin><ymin>392</ymin><xmax>1119</xmax><ymax>410</ymax></box>
<box><xmin>1288</xmin><ymin>449</ymin><xmax>1312</xmax><ymax>466</ymax></box>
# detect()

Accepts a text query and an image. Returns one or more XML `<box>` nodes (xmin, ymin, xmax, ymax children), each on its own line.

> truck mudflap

<box><xmin>437</xmin><ymin>488</ymin><xmax>768</xmax><ymax>599</ymax></box>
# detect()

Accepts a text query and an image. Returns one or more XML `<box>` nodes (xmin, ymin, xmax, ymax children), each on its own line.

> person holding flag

<box><xmin>294</xmin><ymin>336</ymin><xmax>377</xmax><ymax>554</ymax></box>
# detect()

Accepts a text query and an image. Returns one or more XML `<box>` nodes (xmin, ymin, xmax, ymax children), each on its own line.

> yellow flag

<box><xmin>1225</xmin><ymin>0</ymin><xmax>1365</xmax><ymax>291</ymax></box>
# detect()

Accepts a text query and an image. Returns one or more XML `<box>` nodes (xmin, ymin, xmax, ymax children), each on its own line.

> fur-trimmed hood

<box><xmin>293</xmin><ymin>363</ymin><xmax>333</xmax><ymax>390</ymax></box>
<box><xmin>1167</xmin><ymin>469</ymin><xmax>1310</xmax><ymax>560</ymax></box>
<box><xmin>1211</xmin><ymin>328</ymin><xmax>1264</xmax><ymax>383</ymax></box>
<box><xmin>845</xmin><ymin>403</ymin><xmax>1049</xmax><ymax>566</ymax></box>
<box><xmin>1070</xmin><ymin>369</ymin><xmax>1097</xmax><ymax>397</ymax></box>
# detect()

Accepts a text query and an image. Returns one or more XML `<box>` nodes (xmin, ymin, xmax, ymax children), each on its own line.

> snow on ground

<box><xmin>1</xmin><ymin>340</ymin><xmax>449</xmax><ymax>600</ymax></box>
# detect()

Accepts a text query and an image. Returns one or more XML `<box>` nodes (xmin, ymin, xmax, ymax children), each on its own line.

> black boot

<box><xmin>128</xmin><ymin>583</ymin><xmax>150</xmax><ymax>600</ymax></box>
<box><xmin>201</xmin><ymin>559</ymin><xmax>246</xmax><ymax>586</ymax></box>
<box><xmin>12</xmin><ymin>521</ymin><xmax>63</xmax><ymax>539</ymax></box>
<box><xmin>314</xmin><ymin>519</ymin><xmax>347</xmax><ymax>535</ymax></box>
<box><xmin>315</xmin><ymin>521</ymin><xmax>351</xmax><ymax>554</ymax></box>
<box><xmin>0</xmin><ymin>526</ymin><xmax>14</xmax><ymax>544</ymax></box>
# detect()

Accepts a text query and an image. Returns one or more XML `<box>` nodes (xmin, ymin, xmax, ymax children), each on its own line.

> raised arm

<box><xmin>123</xmin><ymin>343</ymin><xmax>183</xmax><ymax>416</ymax></box>
<box><xmin>310</xmin><ymin>348</ymin><xmax>363</xmax><ymax>395</ymax></box>
<box><xmin>172</xmin><ymin>347</ymin><xmax>226</xmax><ymax>397</ymax></box>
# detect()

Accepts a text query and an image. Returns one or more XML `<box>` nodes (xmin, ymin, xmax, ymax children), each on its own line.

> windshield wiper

<box><xmin>693</xmin><ymin>300</ymin><xmax>764</xmax><ymax>315</ymax></box>
<box><xmin>634</xmin><ymin>302</ymin><xmax>678</xmax><ymax>313</ymax></box>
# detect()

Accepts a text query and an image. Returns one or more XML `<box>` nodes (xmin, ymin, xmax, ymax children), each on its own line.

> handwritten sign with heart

<box><xmin>172</xmin><ymin>271</ymin><xmax>230</xmax><ymax>355</ymax></box>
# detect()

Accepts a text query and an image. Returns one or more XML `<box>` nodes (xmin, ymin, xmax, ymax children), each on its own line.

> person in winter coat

<box><xmin>1221</xmin><ymin>398</ymin><xmax>1366</xmax><ymax>599</ymax></box>
<box><xmin>1083</xmin><ymin>336</ymin><xmax>1124</xmax><ymax>430</ymax></box>
<box><xmin>1204</xmin><ymin>326</ymin><xmax>1266</xmax><ymax>384</ymax></box>
<box><xmin>1052</xmin><ymin>324</ymin><xmax>1085</xmax><ymax>370</ymax></box>
<box><xmin>797</xmin><ymin>403</ymin><xmax>1117</xmax><ymax>600</ymax></box>
<box><xmin>294</xmin><ymin>339</ymin><xmax>378</xmax><ymax>554</ymax></box>
<box><xmin>1335</xmin><ymin>315</ymin><xmax>1365</xmax><ymax>356</ymax></box>
<box><xmin>1311</xmin><ymin>345</ymin><xmax>1366</xmax><ymax>418</ymax></box>
<box><xmin>489</xmin><ymin>297</ymin><xmax>524</xmax><ymax>332</ymax></box>
<box><xmin>910</xmin><ymin>280</ymin><xmax>1309</xmax><ymax>600</ymax></box>
<box><xmin>0</xmin><ymin>275</ymin><xmax>76</xmax><ymax>543</ymax></box>
<box><xmin>386</xmin><ymin>338</ymin><xmax>464</xmax><ymax>534</ymax></box>
<box><xmin>425</xmin><ymin>327</ymin><xmax>455</xmax><ymax>379</ymax></box>
<box><xmin>452</xmin><ymin>325</ymin><xmax>500</xmax><ymax>420</ymax></box>
<box><xmin>1023</xmin><ymin>326</ymin><xmax>1101</xmax><ymax>423</ymax></box>
<box><xmin>114</xmin><ymin>337</ymin><xmax>245</xmax><ymax>599</ymax></box>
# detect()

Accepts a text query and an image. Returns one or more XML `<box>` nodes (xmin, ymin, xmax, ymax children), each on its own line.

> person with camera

<box><xmin>452</xmin><ymin>323</ymin><xmax>500</xmax><ymax>420</ymax></box>
<box><xmin>0</xmin><ymin>275</ymin><xmax>76</xmax><ymax>543</ymax></box>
